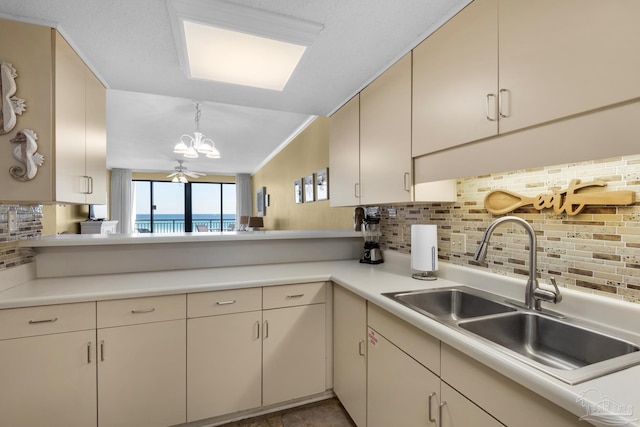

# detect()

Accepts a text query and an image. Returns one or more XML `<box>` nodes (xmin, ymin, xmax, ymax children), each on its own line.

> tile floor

<box><xmin>217</xmin><ymin>398</ymin><xmax>356</xmax><ymax>427</ymax></box>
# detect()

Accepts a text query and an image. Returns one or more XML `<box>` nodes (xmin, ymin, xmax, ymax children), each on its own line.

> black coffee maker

<box><xmin>360</xmin><ymin>217</ymin><xmax>383</xmax><ymax>264</ymax></box>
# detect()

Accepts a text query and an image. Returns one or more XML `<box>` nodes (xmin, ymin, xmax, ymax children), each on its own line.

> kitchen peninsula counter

<box><xmin>2</xmin><ymin>249</ymin><xmax>639</xmax><ymax>426</ymax></box>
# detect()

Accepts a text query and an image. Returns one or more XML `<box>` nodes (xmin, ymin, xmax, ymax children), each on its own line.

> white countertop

<box><xmin>21</xmin><ymin>230</ymin><xmax>362</xmax><ymax>247</ymax></box>
<box><xmin>1</xmin><ymin>252</ymin><xmax>638</xmax><ymax>427</ymax></box>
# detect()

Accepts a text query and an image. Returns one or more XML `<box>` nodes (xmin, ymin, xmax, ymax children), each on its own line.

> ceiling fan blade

<box><xmin>185</xmin><ymin>172</ymin><xmax>201</xmax><ymax>178</ymax></box>
<box><xmin>167</xmin><ymin>172</ymin><xmax>179</xmax><ymax>177</ymax></box>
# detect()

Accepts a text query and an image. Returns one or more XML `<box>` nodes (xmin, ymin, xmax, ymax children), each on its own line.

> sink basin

<box><xmin>383</xmin><ymin>286</ymin><xmax>516</xmax><ymax>323</ymax></box>
<box><xmin>459</xmin><ymin>312</ymin><xmax>640</xmax><ymax>383</ymax></box>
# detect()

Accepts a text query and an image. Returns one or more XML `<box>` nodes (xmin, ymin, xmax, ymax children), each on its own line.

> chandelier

<box><xmin>173</xmin><ymin>102</ymin><xmax>221</xmax><ymax>159</ymax></box>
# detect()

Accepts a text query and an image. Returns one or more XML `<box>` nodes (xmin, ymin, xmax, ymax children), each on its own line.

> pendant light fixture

<box><xmin>173</xmin><ymin>101</ymin><xmax>221</xmax><ymax>159</ymax></box>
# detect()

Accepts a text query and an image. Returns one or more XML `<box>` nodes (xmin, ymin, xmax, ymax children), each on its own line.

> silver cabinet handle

<box><xmin>131</xmin><ymin>307</ymin><xmax>155</xmax><ymax>314</ymax></box>
<box><xmin>263</xmin><ymin>320</ymin><xmax>269</xmax><ymax>339</ymax></box>
<box><xmin>428</xmin><ymin>392</ymin><xmax>437</xmax><ymax>423</ymax></box>
<box><xmin>29</xmin><ymin>317</ymin><xmax>58</xmax><ymax>324</ymax></box>
<box><xmin>485</xmin><ymin>93</ymin><xmax>497</xmax><ymax>121</ymax></box>
<box><xmin>255</xmin><ymin>321</ymin><xmax>260</xmax><ymax>339</ymax></box>
<box><xmin>403</xmin><ymin>172</ymin><xmax>411</xmax><ymax>192</ymax></box>
<box><xmin>499</xmin><ymin>88</ymin><xmax>510</xmax><ymax>118</ymax></box>
<box><xmin>358</xmin><ymin>340</ymin><xmax>365</xmax><ymax>357</ymax></box>
<box><xmin>354</xmin><ymin>183</ymin><xmax>360</xmax><ymax>198</ymax></box>
<box><xmin>87</xmin><ymin>342</ymin><xmax>92</xmax><ymax>364</ymax></box>
<box><xmin>286</xmin><ymin>294</ymin><xmax>304</xmax><ymax>299</ymax></box>
<box><xmin>439</xmin><ymin>401</ymin><xmax>447</xmax><ymax>427</ymax></box>
<box><xmin>100</xmin><ymin>340</ymin><xmax>105</xmax><ymax>362</ymax></box>
<box><xmin>82</xmin><ymin>176</ymin><xmax>91</xmax><ymax>194</ymax></box>
<box><xmin>88</xmin><ymin>176</ymin><xmax>94</xmax><ymax>194</ymax></box>
<box><xmin>216</xmin><ymin>300</ymin><xmax>236</xmax><ymax>305</ymax></box>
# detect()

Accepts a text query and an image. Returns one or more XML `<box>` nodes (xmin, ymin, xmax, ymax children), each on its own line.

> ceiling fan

<box><xmin>166</xmin><ymin>160</ymin><xmax>205</xmax><ymax>183</ymax></box>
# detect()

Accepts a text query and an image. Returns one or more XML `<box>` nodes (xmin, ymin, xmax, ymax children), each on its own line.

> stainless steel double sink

<box><xmin>383</xmin><ymin>286</ymin><xmax>640</xmax><ymax>384</ymax></box>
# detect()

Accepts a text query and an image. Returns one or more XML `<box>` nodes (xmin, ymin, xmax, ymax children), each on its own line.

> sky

<box><xmin>134</xmin><ymin>181</ymin><xmax>236</xmax><ymax>216</ymax></box>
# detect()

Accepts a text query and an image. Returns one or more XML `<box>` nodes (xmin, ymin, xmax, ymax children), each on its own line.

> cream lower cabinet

<box><xmin>333</xmin><ymin>286</ymin><xmax>367</xmax><ymax>427</ymax></box>
<box><xmin>0</xmin><ymin>330</ymin><xmax>97</xmax><ymax>427</ymax></box>
<box><xmin>187</xmin><ymin>283</ymin><xmax>327</xmax><ymax>421</ymax></box>
<box><xmin>0</xmin><ymin>302</ymin><xmax>97</xmax><ymax>427</ymax></box>
<box><xmin>368</xmin><ymin>330</ymin><xmax>440</xmax><ymax>427</ymax></box>
<box><xmin>262</xmin><ymin>283</ymin><xmax>327</xmax><ymax>406</ymax></box>
<box><xmin>97</xmin><ymin>295</ymin><xmax>186</xmax><ymax>427</ymax></box>
<box><xmin>364</xmin><ymin>301</ymin><xmax>582</xmax><ymax>427</ymax></box>
<box><xmin>187</xmin><ymin>288</ymin><xmax>263</xmax><ymax>422</ymax></box>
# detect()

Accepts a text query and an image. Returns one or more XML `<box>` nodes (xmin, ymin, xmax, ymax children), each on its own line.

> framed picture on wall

<box><xmin>316</xmin><ymin>167</ymin><xmax>329</xmax><ymax>201</ymax></box>
<box><xmin>294</xmin><ymin>178</ymin><xmax>303</xmax><ymax>204</ymax></box>
<box><xmin>257</xmin><ymin>187</ymin><xmax>266</xmax><ymax>216</ymax></box>
<box><xmin>304</xmin><ymin>174</ymin><xmax>315</xmax><ymax>203</ymax></box>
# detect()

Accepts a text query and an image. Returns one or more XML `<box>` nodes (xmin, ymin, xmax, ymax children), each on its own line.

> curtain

<box><xmin>110</xmin><ymin>168</ymin><xmax>134</xmax><ymax>234</ymax></box>
<box><xmin>235</xmin><ymin>173</ymin><xmax>252</xmax><ymax>229</ymax></box>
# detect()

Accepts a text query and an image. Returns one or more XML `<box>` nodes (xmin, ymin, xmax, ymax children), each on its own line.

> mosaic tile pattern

<box><xmin>379</xmin><ymin>155</ymin><xmax>640</xmax><ymax>304</ymax></box>
<box><xmin>0</xmin><ymin>204</ymin><xmax>42</xmax><ymax>271</ymax></box>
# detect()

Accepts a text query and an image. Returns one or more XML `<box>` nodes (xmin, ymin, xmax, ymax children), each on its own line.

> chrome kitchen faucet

<box><xmin>474</xmin><ymin>216</ymin><xmax>561</xmax><ymax>311</ymax></box>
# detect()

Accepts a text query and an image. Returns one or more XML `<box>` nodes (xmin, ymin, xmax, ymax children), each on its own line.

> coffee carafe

<box><xmin>360</xmin><ymin>217</ymin><xmax>383</xmax><ymax>264</ymax></box>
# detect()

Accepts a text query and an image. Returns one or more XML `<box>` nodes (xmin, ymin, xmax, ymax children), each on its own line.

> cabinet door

<box><xmin>440</xmin><ymin>382</ymin><xmax>503</xmax><ymax>427</ymax></box>
<box><xmin>187</xmin><ymin>311</ymin><xmax>262</xmax><ymax>422</ymax></box>
<box><xmin>97</xmin><ymin>320</ymin><xmax>186</xmax><ymax>427</ymax></box>
<box><xmin>367</xmin><ymin>328</ymin><xmax>439</xmax><ymax>427</ymax></box>
<box><xmin>263</xmin><ymin>304</ymin><xmax>326</xmax><ymax>406</ymax></box>
<box><xmin>360</xmin><ymin>53</ymin><xmax>412</xmax><ymax>205</ymax></box>
<box><xmin>0</xmin><ymin>330</ymin><xmax>97</xmax><ymax>427</ymax></box>
<box><xmin>333</xmin><ymin>286</ymin><xmax>367</xmax><ymax>427</ymax></box>
<box><xmin>329</xmin><ymin>94</ymin><xmax>361</xmax><ymax>207</ymax></box>
<box><xmin>499</xmin><ymin>0</ymin><xmax>640</xmax><ymax>133</ymax></box>
<box><xmin>84</xmin><ymin>67</ymin><xmax>107</xmax><ymax>205</ymax></box>
<box><xmin>54</xmin><ymin>31</ymin><xmax>87</xmax><ymax>204</ymax></box>
<box><xmin>412</xmin><ymin>0</ymin><xmax>498</xmax><ymax>156</ymax></box>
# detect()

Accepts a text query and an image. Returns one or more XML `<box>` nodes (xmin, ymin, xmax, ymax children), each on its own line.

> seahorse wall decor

<box><xmin>0</xmin><ymin>60</ymin><xmax>27</xmax><ymax>135</ymax></box>
<box><xmin>10</xmin><ymin>129</ymin><xmax>44</xmax><ymax>181</ymax></box>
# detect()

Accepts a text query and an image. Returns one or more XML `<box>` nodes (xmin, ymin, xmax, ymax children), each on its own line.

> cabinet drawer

<box><xmin>97</xmin><ymin>294</ymin><xmax>185</xmax><ymax>328</ymax></box>
<box><xmin>367</xmin><ymin>302</ymin><xmax>440</xmax><ymax>375</ymax></box>
<box><xmin>0</xmin><ymin>302</ymin><xmax>96</xmax><ymax>340</ymax></box>
<box><xmin>263</xmin><ymin>282</ymin><xmax>326</xmax><ymax>309</ymax></box>
<box><xmin>188</xmin><ymin>288</ymin><xmax>262</xmax><ymax>318</ymax></box>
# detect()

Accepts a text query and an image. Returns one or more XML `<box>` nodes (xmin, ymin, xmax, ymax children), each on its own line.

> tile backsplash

<box><xmin>379</xmin><ymin>155</ymin><xmax>640</xmax><ymax>304</ymax></box>
<box><xmin>0</xmin><ymin>204</ymin><xmax>42</xmax><ymax>271</ymax></box>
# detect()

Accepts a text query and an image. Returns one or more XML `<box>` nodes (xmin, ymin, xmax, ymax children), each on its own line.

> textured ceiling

<box><xmin>0</xmin><ymin>0</ymin><xmax>470</xmax><ymax>175</ymax></box>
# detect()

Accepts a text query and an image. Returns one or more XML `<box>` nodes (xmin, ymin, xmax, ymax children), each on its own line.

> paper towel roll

<box><xmin>411</xmin><ymin>224</ymin><xmax>438</xmax><ymax>272</ymax></box>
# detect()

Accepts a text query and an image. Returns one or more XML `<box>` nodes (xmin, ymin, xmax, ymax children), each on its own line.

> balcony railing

<box><xmin>135</xmin><ymin>219</ymin><xmax>235</xmax><ymax>233</ymax></box>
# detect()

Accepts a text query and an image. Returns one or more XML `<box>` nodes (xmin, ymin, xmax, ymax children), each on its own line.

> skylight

<box><xmin>183</xmin><ymin>21</ymin><xmax>306</xmax><ymax>91</ymax></box>
<box><xmin>167</xmin><ymin>0</ymin><xmax>324</xmax><ymax>91</ymax></box>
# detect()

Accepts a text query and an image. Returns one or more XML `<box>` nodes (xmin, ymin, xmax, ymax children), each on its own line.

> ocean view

<box><xmin>135</xmin><ymin>214</ymin><xmax>236</xmax><ymax>232</ymax></box>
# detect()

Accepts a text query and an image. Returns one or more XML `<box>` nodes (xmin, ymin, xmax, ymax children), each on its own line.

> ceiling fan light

<box><xmin>171</xmin><ymin>176</ymin><xmax>180</xmax><ymax>183</ymax></box>
<box><xmin>173</xmin><ymin>141</ymin><xmax>189</xmax><ymax>153</ymax></box>
<box><xmin>179</xmin><ymin>175</ymin><xmax>188</xmax><ymax>183</ymax></box>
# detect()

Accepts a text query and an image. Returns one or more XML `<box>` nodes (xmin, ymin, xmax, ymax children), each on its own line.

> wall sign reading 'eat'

<box><xmin>484</xmin><ymin>179</ymin><xmax>636</xmax><ymax>216</ymax></box>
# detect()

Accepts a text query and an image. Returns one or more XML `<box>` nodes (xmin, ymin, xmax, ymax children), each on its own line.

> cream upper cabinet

<box><xmin>0</xmin><ymin>19</ymin><xmax>106</xmax><ymax>204</ymax></box>
<box><xmin>333</xmin><ymin>286</ymin><xmax>367</xmax><ymax>427</ymax></box>
<box><xmin>498</xmin><ymin>0</ymin><xmax>640</xmax><ymax>133</ymax></box>
<box><xmin>360</xmin><ymin>53</ymin><xmax>413</xmax><ymax>205</ymax></box>
<box><xmin>412</xmin><ymin>0</ymin><xmax>640</xmax><ymax>158</ymax></box>
<box><xmin>329</xmin><ymin>94</ymin><xmax>361</xmax><ymax>207</ymax></box>
<box><xmin>413</xmin><ymin>0</ymin><xmax>498</xmax><ymax>156</ymax></box>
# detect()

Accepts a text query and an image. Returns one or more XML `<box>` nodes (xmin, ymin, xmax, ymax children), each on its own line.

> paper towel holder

<box><xmin>412</xmin><ymin>246</ymin><xmax>438</xmax><ymax>281</ymax></box>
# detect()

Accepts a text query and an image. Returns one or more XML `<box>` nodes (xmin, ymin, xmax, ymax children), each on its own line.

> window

<box><xmin>134</xmin><ymin>181</ymin><xmax>236</xmax><ymax>233</ymax></box>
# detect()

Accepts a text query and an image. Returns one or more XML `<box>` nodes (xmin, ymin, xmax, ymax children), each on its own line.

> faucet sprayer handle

<box><xmin>534</xmin><ymin>277</ymin><xmax>563</xmax><ymax>305</ymax></box>
<box><xmin>549</xmin><ymin>277</ymin><xmax>562</xmax><ymax>303</ymax></box>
